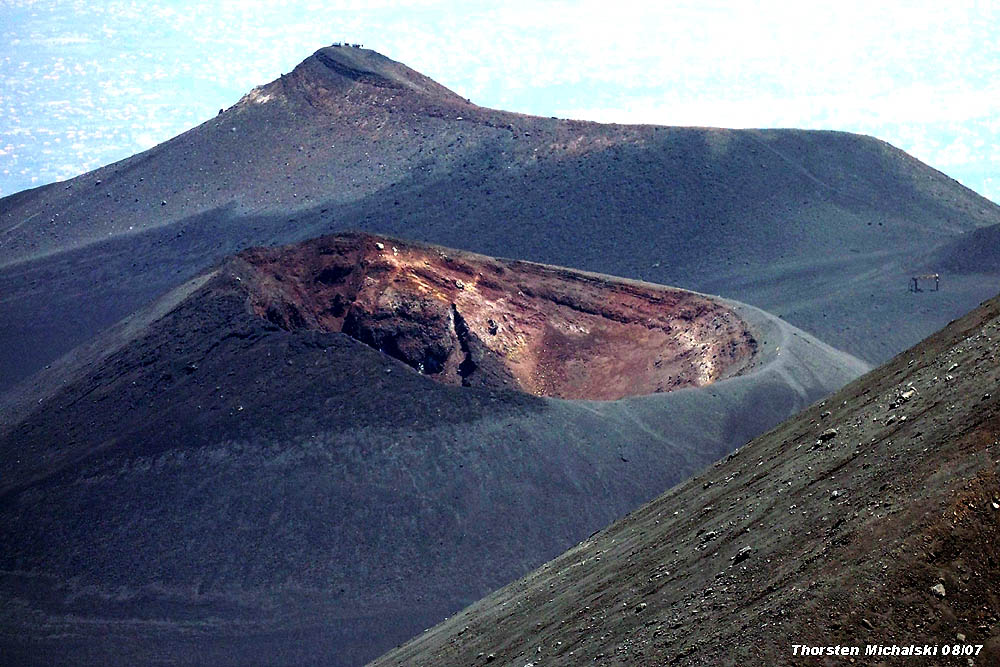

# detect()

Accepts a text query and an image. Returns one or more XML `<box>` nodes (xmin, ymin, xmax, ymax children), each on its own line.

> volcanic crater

<box><xmin>234</xmin><ymin>233</ymin><xmax>758</xmax><ymax>400</ymax></box>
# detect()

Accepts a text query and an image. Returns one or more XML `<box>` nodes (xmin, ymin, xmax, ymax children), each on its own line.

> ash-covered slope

<box><xmin>374</xmin><ymin>292</ymin><xmax>1000</xmax><ymax>667</ymax></box>
<box><xmin>929</xmin><ymin>222</ymin><xmax>1000</xmax><ymax>274</ymax></box>
<box><xmin>0</xmin><ymin>234</ymin><xmax>864</xmax><ymax>666</ymax></box>
<box><xmin>2</xmin><ymin>45</ymin><xmax>999</xmax><ymax>391</ymax></box>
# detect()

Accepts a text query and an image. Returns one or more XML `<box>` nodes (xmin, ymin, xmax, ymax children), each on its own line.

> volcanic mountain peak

<box><xmin>233</xmin><ymin>232</ymin><xmax>758</xmax><ymax>400</ymax></box>
<box><xmin>244</xmin><ymin>44</ymin><xmax>471</xmax><ymax>110</ymax></box>
<box><xmin>317</xmin><ymin>45</ymin><xmax>468</xmax><ymax>99</ymax></box>
<box><xmin>3</xmin><ymin>41</ymin><xmax>999</xmax><ymax>399</ymax></box>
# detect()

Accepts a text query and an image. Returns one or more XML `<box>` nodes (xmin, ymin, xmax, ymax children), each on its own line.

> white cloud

<box><xmin>42</xmin><ymin>34</ymin><xmax>94</xmax><ymax>45</ymax></box>
<box><xmin>133</xmin><ymin>132</ymin><xmax>160</xmax><ymax>149</ymax></box>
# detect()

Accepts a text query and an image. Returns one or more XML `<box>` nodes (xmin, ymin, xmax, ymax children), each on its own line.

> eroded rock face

<box><xmin>236</xmin><ymin>233</ymin><xmax>757</xmax><ymax>400</ymax></box>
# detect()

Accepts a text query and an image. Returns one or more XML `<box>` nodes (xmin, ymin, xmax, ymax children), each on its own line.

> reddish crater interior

<box><xmin>234</xmin><ymin>233</ymin><xmax>758</xmax><ymax>401</ymax></box>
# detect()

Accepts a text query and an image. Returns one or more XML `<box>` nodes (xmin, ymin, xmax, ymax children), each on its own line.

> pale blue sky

<box><xmin>1</xmin><ymin>0</ymin><xmax>998</xmax><ymax>201</ymax></box>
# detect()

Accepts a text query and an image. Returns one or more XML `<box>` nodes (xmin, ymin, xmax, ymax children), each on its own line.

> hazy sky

<box><xmin>1</xmin><ymin>0</ymin><xmax>998</xmax><ymax>201</ymax></box>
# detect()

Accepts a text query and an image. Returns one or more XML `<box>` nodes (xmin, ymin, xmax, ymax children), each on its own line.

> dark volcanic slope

<box><xmin>374</xmin><ymin>292</ymin><xmax>1000</xmax><ymax>667</ymax></box>
<box><xmin>0</xmin><ymin>236</ymin><xmax>864</xmax><ymax>666</ymax></box>
<box><xmin>929</xmin><ymin>222</ymin><xmax>1000</xmax><ymax>274</ymax></box>
<box><xmin>2</xmin><ymin>45</ymin><xmax>999</xmax><ymax>391</ymax></box>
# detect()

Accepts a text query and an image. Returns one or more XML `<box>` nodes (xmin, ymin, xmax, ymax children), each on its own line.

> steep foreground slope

<box><xmin>375</xmin><ymin>292</ymin><xmax>1000</xmax><ymax>667</ymax></box>
<box><xmin>2</xmin><ymin>45</ymin><xmax>999</xmax><ymax>392</ymax></box>
<box><xmin>0</xmin><ymin>235</ymin><xmax>864</xmax><ymax>666</ymax></box>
